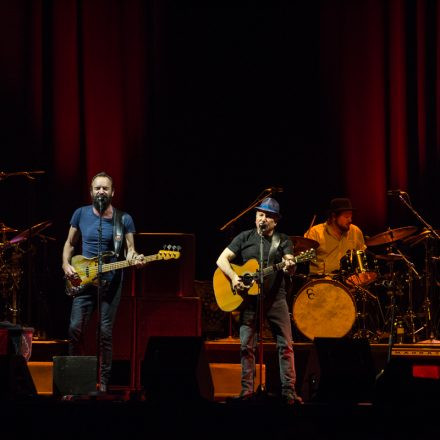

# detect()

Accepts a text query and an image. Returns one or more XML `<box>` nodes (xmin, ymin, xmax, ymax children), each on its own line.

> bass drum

<box><xmin>292</xmin><ymin>279</ymin><xmax>356</xmax><ymax>340</ymax></box>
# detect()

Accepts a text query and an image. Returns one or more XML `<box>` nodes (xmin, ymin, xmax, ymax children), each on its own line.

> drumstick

<box><xmin>304</xmin><ymin>214</ymin><xmax>316</xmax><ymax>237</ymax></box>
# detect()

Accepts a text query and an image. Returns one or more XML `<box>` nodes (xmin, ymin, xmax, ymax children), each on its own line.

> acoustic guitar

<box><xmin>213</xmin><ymin>248</ymin><xmax>316</xmax><ymax>312</ymax></box>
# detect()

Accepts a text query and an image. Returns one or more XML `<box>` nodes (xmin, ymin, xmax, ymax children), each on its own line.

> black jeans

<box><xmin>239</xmin><ymin>292</ymin><xmax>297</xmax><ymax>396</ymax></box>
<box><xmin>68</xmin><ymin>277</ymin><xmax>122</xmax><ymax>386</ymax></box>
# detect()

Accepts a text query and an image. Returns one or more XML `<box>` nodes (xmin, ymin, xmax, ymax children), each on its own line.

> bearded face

<box><xmin>90</xmin><ymin>176</ymin><xmax>114</xmax><ymax>212</ymax></box>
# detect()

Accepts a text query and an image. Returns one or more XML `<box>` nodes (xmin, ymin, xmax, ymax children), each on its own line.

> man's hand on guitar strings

<box><xmin>132</xmin><ymin>253</ymin><xmax>146</xmax><ymax>268</ymax></box>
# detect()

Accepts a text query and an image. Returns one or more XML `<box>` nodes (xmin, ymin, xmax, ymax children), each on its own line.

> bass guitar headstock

<box><xmin>158</xmin><ymin>244</ymin><xmax>182</xmax><ymax>260</ymax></box>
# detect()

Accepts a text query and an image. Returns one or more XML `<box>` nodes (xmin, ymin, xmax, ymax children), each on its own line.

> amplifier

<box><xmin>391</xmin><ymin>344</ymin><xmax>440</xmax><ymax>358</ymax></box>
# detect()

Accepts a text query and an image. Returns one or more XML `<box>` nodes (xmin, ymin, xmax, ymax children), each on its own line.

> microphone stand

<box><xmin>255</xmin><ymin>225</ymin><xmax>266</xmax><ymax>397</ymax></box>
<box><xmin>95</xmin><ymin>200</ymin><xmax>104</xmax><ymax>393</ymax></box>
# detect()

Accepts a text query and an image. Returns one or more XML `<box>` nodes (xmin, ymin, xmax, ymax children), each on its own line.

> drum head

<box><xmin>292</xmin><ymin>279</ymin><xmax>356</xmax><ymax>340</ymax></box>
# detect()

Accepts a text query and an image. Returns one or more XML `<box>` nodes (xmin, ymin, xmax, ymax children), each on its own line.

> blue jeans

<box><xmin>239</xmin><ymin>293</ymin><xmax>296</xmax><ymax>396</ymax></box>
<box><xmin>68</xmin><ymin>278</ymin><xmax>122</xmax><ymax>386</ymax></box>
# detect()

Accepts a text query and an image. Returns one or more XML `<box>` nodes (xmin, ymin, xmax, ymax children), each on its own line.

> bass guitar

<box><xmin>65</xmin><ymin>245</ymin><xmax>181</xmax><ymax>297</ymax></box>
<box><xmin>213</xmin><ymin>248</ymin><xmax>316</xmax><ymax>312</ymax></box>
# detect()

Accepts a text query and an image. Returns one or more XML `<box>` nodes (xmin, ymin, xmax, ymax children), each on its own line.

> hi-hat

<box><xmin>9</xmin><ymin>220</ymin><xmax>52</xmax><ymax>244</ymax></box>
<box><xmin>290</xmin><ymin>236</ymin><xmax>319</xmax><ymax>255</ymax></box>
<box><xmin>366</xmin><ymin>226</ymin><xmax>417</xmax><ymax>247</ymax></box>
<box><xmin>0</xmin><ymin>223</ymin><xmax>18</xmax><ymax>233</ymax></box>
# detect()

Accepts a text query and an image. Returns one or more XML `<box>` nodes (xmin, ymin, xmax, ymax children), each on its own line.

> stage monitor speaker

<box><xmin>313</xmin><ymin>337</ymin><xmax>376</xmax><ymax>403</ymax></box>
<box><xmin>141</xmin><ymin>336</ymin><xmax>214</xmax><ymax>402</ymax></box>
<box><xmin>375</xmin><ymin>356</ymin><xmax>440</xmax><ymax>406</ymax></box>
<box><xmin>0</xmin><ymin>354</ymin><xmax>37</xmax><ymax>398</ymax></box>
<box><xmin>53</xmin><ymin>356</ymin><xmax>97</xmax><ymax>396</ymax></box>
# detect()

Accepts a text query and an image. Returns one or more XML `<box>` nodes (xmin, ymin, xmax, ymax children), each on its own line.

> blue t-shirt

<box><xmin>70</xmin><ymin>206</ymin><xmax>136</xmax><ymax>282</ymax></box>
<box><xmin>70</xmin><ymin>205</ymin><xmax>136</xmax><ymax>258</ymax></box>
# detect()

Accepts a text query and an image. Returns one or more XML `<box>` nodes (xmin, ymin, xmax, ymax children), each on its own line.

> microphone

<box><xmin>258</xmin><ymin>222</ymin><xmax>267</xmax><ymax>231</ymax></box>
<box><xmin>387</xmin><ymin>189</ymin><xmax>406</xmax><ymax>196</ymax></box>
<box><xmin>96</xmin><ymin>194</ymin><xmax>106</xmax><ymax>213</ymax></box>
<box><xmin>265</xmin><ymin>186</ymin><xmax>283</xmax><ymax>193</ymax></box>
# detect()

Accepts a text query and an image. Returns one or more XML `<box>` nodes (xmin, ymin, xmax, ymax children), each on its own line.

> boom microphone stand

<box><xmin>390</xmin><ymin>191</ymin><xmax>440</xmax><ymax>341</ymax></box>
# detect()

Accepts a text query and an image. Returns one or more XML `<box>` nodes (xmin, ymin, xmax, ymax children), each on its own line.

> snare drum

<box><xmin>292</xmin><ymin>279</ymin><xmax>356</xmax><ymax>340</ymax></box>
<box><xmin>340</xmin><ymin>249</ymin><xmax>378</xmax><ymax>287</ymax></box>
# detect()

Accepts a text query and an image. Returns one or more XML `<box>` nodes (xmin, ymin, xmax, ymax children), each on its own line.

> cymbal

<box><xmin>0</xmin><ymin>223</ymin><xmax>18</xmax><ymax>233</ymax></box>
<box><xmin>402</xmin><ymin>228</ymin><xmax>440</xmax><ymax>247</ymax></box>
<box><xmin>290</xmin><ymin>236</ymin><xmax>319</xmax><ymax>255</ymax></box>
<box><xmin>9</xmin><ymin>220</ymin><xmax>52</xmax><ymax>244</ymax></box>
<box><xmin>374</xmin><ymin>253</ymin><xmax>403</xmax><ymax>262</ymax></box>
<box><xmin>365</xmin><ymin>226</ymin><xmax>417</xmax><ymax>247</ymax></box>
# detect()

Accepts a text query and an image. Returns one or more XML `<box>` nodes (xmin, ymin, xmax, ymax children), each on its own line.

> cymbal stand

<box><xmin>392</xmin><ymin>191</ymin><xmax>440</xmax><ymax>340</ymax></box>
<box><xmin>421</xmin><ymin>237</ymin><xmax>436</xmax><ymax>341</ymax></box>
<box><xmin>352</xmin><ymin>284</ymin><xmax>382</xmax><ymax>341</ymax></box>
<box><xmin>391</xmin><ymin>248</ymin><xmax>420</xmax><ymax>342</ymax></box>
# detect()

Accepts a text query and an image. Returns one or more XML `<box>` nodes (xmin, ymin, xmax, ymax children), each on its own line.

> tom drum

<box><xmin>340</xmin><ymin>249</ymin><xmax>378</xmax><ymax>287</ymax></box>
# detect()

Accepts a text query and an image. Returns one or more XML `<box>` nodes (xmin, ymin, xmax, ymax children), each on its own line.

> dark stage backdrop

<box><xmin>0</xmin><ymin>0</ymin><xmax>439</xmax><ymax>337</ymax></box>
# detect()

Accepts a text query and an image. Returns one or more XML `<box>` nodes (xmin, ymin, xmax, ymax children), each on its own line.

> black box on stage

<box><xmin>313</xmin><ymin>337</ymin><xmax>376</xmax><ymax>403</ymax></box>
<box><xmin>53</xmin><ymin>356</ymin><xmax>97</xmax><ymax>396</ymax></box>
<box><xmin>141</xmin><ymin>336</ymin><xmax>214</xmax><ymax>402</ymax></box>
<box><xmin>0</xmin><ymin>354</ymin><xmax>37</xmax><ymax>398</ymax></box>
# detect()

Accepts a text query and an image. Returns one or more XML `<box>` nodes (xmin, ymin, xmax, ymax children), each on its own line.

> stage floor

<box><xmin>3</xmin><ymin>338</ymin><xmax>440</xmax><ymax>438</ymax></box>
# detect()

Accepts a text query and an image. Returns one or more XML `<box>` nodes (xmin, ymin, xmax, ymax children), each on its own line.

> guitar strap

<box><xmin>113</xmin><ymin>208</ymin><xmax>127</xmax><ymax>260</ymax></box>
<box><xmin>267</xmin><ymin>232</ymin><xmax>281</xmax><ymax>266</ymax></box>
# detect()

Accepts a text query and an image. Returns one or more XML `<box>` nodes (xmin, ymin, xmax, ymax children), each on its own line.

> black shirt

<box><xmin>227</xmin><ymin>229</ymin><xmax>293</xmax><ymax>296</ymax></box>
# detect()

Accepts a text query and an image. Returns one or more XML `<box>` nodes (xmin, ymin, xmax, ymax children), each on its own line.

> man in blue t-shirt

<box><xmin>62</xmin><ymin>171</ymin><xmax>145</xmax><ymax>393</ymax></box>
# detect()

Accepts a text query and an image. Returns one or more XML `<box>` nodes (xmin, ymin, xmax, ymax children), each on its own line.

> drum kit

<box><xmin>290</xmin><ymin>225</ymin><xmax>440</xmax><ymax>343</ymax></box>
<box><xmin>0</xmin><ymin>220</ymin><xmax>52</xmax><ymax>325</ymax></box>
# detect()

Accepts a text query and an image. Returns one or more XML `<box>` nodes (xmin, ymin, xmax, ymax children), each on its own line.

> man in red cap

<box><xmin>216</xmin><ymin>197</ymin><xmax>303</xmax><ymax>405</ymax></box>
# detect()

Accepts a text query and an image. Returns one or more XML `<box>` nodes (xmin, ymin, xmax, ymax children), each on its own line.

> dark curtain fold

<box><xmin>1</xmin><ymin>0</ymin><xmax>439</xmax><ymax>334</ymax></box>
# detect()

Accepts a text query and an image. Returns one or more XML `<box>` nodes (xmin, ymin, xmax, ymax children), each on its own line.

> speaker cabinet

<box><xmin>313</xmin><ymin>337</ymin><xmax>376</xmax><ymax>403</ymax></box>
<box><xmin>0</xmin><ymin>354</ymin><xmax>37</xmax><ymax>398</ymax></box>
<box><xmin>53</xmin><ymin>356</ymin><xmax>97</xmax><ymax>396</ymax></box>
<box><xmin>129</xmin><ymin>233</ymin><xmax>195</xmax><ymax>297</ymax></box>
<box><xmin>375</xmin><ymin>356</ymin><xmax>440</xmax><ymax>406</ymax></box>
<box><xmin>141</xmin><ymin>336</ymin><xmax>214</xmax><ymax>402</ymax></box>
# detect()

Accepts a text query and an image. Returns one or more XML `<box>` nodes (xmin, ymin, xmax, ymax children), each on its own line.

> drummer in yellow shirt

<box><xmin>304</xmin><ymin>198</ymin><xmax>371</xmax><ymax>286</ymax></box>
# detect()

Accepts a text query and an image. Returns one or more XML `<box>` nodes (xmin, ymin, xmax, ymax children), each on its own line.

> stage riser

<box><xmin>28</xmin><ymin>341</ymin><xmax>440</xmax><ymax>402</ymax></box>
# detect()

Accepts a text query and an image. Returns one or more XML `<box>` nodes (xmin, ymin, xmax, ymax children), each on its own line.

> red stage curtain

<box><xmin>320</xmin><ymin>0</ymin><xmax>440</xmax><ymax>231</ymax></box>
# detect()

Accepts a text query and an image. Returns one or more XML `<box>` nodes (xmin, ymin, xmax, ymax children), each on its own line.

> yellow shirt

<box><xmin>305</xmin><ymin>222</ymin><xmax>366</xmax><ymax>275</ymax></box>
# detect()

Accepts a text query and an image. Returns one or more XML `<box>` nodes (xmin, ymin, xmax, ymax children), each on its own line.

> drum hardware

<box><xmin>365</xmin><ymin>226</ymin><xmax>418</xmax><ymax>247</ymax></box>
<box><xmin>351</xmin><ymin>284</ymin><xmax>385</xmax><ymax>342</ymax></box>
<box><xmin>340</xmin><ymin>249</ymin><xmax>379</xmax><ymax>287</ymax></box>
<box><xmin>387</xmin><ymin>191</ymin><xmax>440</xmax><ymax>342</ymax></box>
<box><xmin>289</xmin><ymin>236</ymin><xmax>319</xmax><ymax>256</ymax></box>
<box><xmin>392</xmin><ymin>248</ymin><xmax>421</xmax><ymax>343</ymax></box>
<box><xmin>1</xmin><ymin>169</ymin><xmax>49</xmax><ymax>330</ymax></box>
<box><xmin>375</xmin><ymin>246</ymin><xmax>420</xmax><ymax>343</ymax></box>
<box><xmin>0</xmin><ymin>242</ymin><xmax>25</xmax><ymax>324</ymax></box>
<box><xmin>9</xmin><ymin>220</ymin><xmax>52</xmax><ymax>245</ymax></box>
